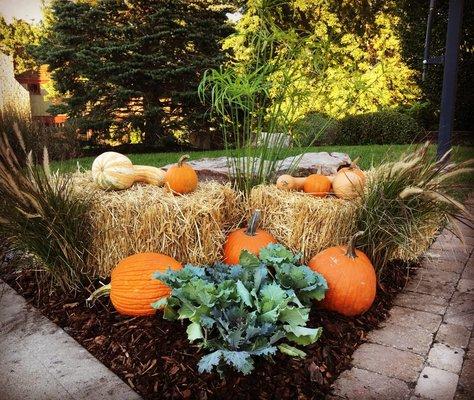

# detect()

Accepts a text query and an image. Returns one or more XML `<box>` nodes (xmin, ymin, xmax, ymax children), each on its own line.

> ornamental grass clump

<box><xmin>0</xmin><ymin>124</ymin><xmax>91</xmax><ymax>292</ymax></box>
<box><xmin>153</xmin><ymin>244</ymin><xmax>328</xmax><ymax>376</ymax></box>
<box><xmin>356</xmin><ymin>142</ymin><xmax>473</xmax><ymax>275</ymax></box>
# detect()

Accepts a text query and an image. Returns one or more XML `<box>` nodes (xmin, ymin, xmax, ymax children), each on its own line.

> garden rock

<box><xmin>162</xmin><ymin>152</ymin><xmax>351</xmax><ymax>182</ymax></box>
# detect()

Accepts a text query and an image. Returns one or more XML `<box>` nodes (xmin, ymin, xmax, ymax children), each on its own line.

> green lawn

<box><xmin>53</xmin><ymin>144</ymin><xmax>474</xmax><ymax>173</ymax></box>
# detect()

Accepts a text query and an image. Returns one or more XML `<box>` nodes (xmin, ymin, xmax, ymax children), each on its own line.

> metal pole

<box><xmin>422</xmin><ymin>0</ymin><xmax>437</xmax><ymax>81</ymax></box>
<box><xmin>437</xmin><ymin>0</ymin><xmax>464</xmax><ymax>159</ymax></box>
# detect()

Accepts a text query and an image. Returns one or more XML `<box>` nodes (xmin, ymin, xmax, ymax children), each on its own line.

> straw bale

<box><xmin>249</xmin><ymin>184</ymin><xmax>444</xmax><ymax>263</ymax></box>
<box><xmin>72</xmin><ymin>172</ymin><xmax>242</xmax><ymax>277</ymax></box>
<box><xmin>249</xmin><ymin>185</ymin><xmax>359</xmax><ymax>262</ymax></box>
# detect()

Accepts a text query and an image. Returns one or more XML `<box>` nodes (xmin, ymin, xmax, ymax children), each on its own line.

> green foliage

<box><xmin>34</xmin><ymin>0</ymin><xmax>233</xmax><ymax>143</ymax></box>
<box><xmin>153</xmin><ymin>244</ymin><xmax>327</xmax><ymax>375</ymax></box>
<box><xmin>335</xmin><ymin>110</ymin><xmax>424</xmax><ymax>145</ymax></box>
<box><xmin>356</xmin><ymin>143</ymin><xmax>473</xmax><ymax>274</ymax></box>
<box><xmin>0</xmin><ymin>17</ymin><xmax>42</xmax><ymax>74</ymax></box>
<box><xmin>0</xmin><ymin>125</ymin><xmax>91</xmax><ymax>292</ymax></box>
<box><xmin>225</xmin><ymin>1</ymin><xmax>421</xmax><ymax>121</ymax></box>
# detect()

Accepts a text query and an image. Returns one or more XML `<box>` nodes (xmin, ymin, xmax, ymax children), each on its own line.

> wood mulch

<box><xmin>0</xmin><ymin>247</ymin><xmax>413</xmax><ymax>400</ymax></box>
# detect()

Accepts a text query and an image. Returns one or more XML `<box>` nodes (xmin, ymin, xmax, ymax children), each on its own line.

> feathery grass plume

<box><xmin>356</xmin><ymin>143</ymin><xmax>473</xmax><ymax>276</ymax></box>
<box><xmin>0</xmin><ymin>124</ymin><xmax>91</xmax><ymax>292</ymax></box>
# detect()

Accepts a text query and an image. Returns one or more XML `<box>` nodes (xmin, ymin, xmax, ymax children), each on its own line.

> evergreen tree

<box><xmin>35</xmin><ymin>0</ymin><xmax>233</xmax><ymax>143</ymax></box>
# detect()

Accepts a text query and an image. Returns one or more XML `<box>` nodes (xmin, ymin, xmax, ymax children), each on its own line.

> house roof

<box><xmin>15</xmin><ymin>65</ymin><xmax>50</xmax><ymax>85</ymax></box>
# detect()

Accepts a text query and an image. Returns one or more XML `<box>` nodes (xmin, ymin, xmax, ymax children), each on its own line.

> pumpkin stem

<box><xmin>246</xmin><ymin>209</ymin><xmax>262</xmax><ymax>236</ymax></box>
<box><xmin>178</xmin><ymin>154</ymin><xmax>190</xmax><ymax>167</ymax></box>
<box><xmin>346</xmin><ymin>231</ymin><xmax>364</xmax><ymax>259</ymax></box>
<box><xmin>86</xmin><ymin>283</ymin><xmax>111</xmax><ymax>307</ymax></box>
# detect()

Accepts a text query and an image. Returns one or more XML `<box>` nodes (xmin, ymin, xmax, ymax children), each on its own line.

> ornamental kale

<box><xmin>152</xmin><ymin>244</ymin><xmax>328</xmax><ymax>375</ymax></box>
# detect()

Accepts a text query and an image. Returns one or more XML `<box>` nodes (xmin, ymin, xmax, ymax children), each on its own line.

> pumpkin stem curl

<box><xmin>246</xmin><ymin>209</ymin><xmax>262</xmax><ymax>236</ymax></box>
<box><xmin>178</xmin><ymin>154</ymin><xmax>190</xmax><ymax>167</ymax></box>
<box><xmin>86</xmin><ymin>283</ymin><xmax>111</xmax><ymax>307</ymax></box>
<box><xmin>346</xmin><ymin>231</ymin><xmax>365</xmax><ymax>259</ymax></box>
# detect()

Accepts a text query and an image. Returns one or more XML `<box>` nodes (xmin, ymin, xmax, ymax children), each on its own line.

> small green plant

<box><xmin>357</xmin><ymin>142</ymin><xmax>473</xmax><ymax>274</ymax></box>
<box><xmin>0</xmin><ymin>124</ymin><xmax>91</xmax><ymax>292</ymax></box>
<box><xmin>153</xmin><ymin>244</ymin><xmax>327</xmax><ymax>375</ymax></box>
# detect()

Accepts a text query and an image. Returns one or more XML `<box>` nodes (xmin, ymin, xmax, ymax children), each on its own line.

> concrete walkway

<box><xmin>0</xmin><ymin>281</ymin><xmax>142</xmax><ymax>400</ymax></box>
<box><xmin>331</xmin><ymin>200</ymin><xmax>474</xmax><ymax>399</ymax></box>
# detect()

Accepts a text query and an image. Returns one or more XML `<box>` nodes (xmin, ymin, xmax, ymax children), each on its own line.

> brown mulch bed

<box><xmin>0</xmin><ymin>247</ymin><xmax>413</xmax><ymax>400</ymax></box>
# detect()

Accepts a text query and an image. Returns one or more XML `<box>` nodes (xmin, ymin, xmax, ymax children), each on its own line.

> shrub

<box><xmin>336</xmin><ymin>110</ymin><xmax>423</xmax><ymax>145</ymax></box>
<box><xmin>0</xmin><ymin>109</ymin><xmax>82</xmax><ymax>162</ymax></box>
<box><xmin>0</xmin><ymin>124</ymin><xmax>91</xmax><ymax>292</ymax></box>
<box><xmin>153</xmin><ymin>244</ymin><xmax>328</xmax><ymax>375</ymax></box>
<box><xmin>291</xmin><ymin>112</ymin><xmax>340</xmax><ymax>146</ymax></box>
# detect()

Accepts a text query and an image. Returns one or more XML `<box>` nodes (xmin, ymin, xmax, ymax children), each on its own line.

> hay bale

<box><xmin>249</xmin><ymin>185</ymin><xmax>359</xmax><ymax>262</ymax></box>
<box><xmin>72</xmin><ymin>172</ymin><xmax>242</xmax><ymax>277</ymax></box>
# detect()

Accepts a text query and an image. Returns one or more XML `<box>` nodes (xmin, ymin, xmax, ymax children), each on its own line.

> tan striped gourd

<box><xmin>92</xmin><ymin>152</ymin><xmax>166</xmax><ymax>190</ymax></box>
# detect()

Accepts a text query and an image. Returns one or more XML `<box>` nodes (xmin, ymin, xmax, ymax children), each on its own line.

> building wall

<box><xmin>0</xmin><ymin>53</ymin><xmax>31</xmax><ymax>118</ymax></box>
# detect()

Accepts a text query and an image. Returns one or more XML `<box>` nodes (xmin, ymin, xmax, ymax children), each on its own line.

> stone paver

<box><xmin>421</xmin><ymin>257</ymin><xmax>466</xmax><ymax>274</ymax></box>
<box><xmin>332</xmin><ymin>367</ymin><xmax>411</xmax><ymax>400</ymax></box>
<box><xmin>444</xmin><ymin>291</ymin><xmax>474</xmax><ymax>328</ymax></box>
<box><xmin>404</xmin><ymin>275</ymin><xmax>457</xmax><ymax>299</ymax></box>
<box><xmin>367</xmin><ymin>323</ymin><xmax>433</xmax><ymax>355</ymax></box>
<box><xmin>351</xmin><ymin>343</ymin><xmax>424</xmax><ymax>382</ymax></box>
<box><xmin>414</xmin><ymin>366</ymin><xmax>459</xmax><ymax>400</ymax></box>
<box><xmin>394</xmin><ymin>291</ymin><xmax>448</xmax><ymax>315</ymax></box>
<box><xmin>384</xmin><ymin>306</ymin><xmax>442</xmax><ymax>333</ymax></box>
<box><xmin>0</xmin><ymin>281</ymin><xmax>142</xmax><ymax>400</ymax></box>
<box><xmin>455</xmin><ymin>357</ymin><xmax>474</xmax><ymax>400</ymax></box>
<box><xmin>435</xmin><ymin>323</ymin><xmax>471</xmax><ymax>349</ymax></box>
<box><xmin>427</xmin><ymin>344</ymin><xmax>465</xmax><ymax>374</ymax></box>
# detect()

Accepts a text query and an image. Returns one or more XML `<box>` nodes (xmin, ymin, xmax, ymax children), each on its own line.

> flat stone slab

<box><xmin>0</xmin><ymin>281</ymin><xmax>142</xmax><ymax>400</ymax></box>
<box><xmin>456</xmin><ymin>278</ymin><xmax>474</xmax><ymax>294</ymax></box>
<box><xmin>351</xmin><ymin>343</ymin><xmax>424</xmax><ymax>382</ymax></box>
<box><xmin>332</xmin><ymin>367</ymin><xmax>411</xmax><ymax>400</ymax></box>
<box><xmin>415</xmin><ymin>366</ymin><xmax>459</xmax><ymax>400</ymax></box>
<box><xmin>394</xmin><ymin>291</ymin><xmax>448</xmax><ymax>315</ymax></box>
<box><xmin>384</xmin><ymin>306</ymin><xmax>442</xmax><ymax>333</ymax></box>
<box><xmin>162</xmin><ymin>152</ymin><xmax>351</xmax><ymax>181</ymax></box>
<box><xmin>435</xmin><ymin>323</ymin><xmax>471</xmax><ymax>349</ymax></box>
<box><xmin>427</xmin><ymin>343</ymin><xmax>465</xmax><ymax>374</ymax></box>
<box><xmin>367</xmin><ymin>323</ymin><xmax>433</xmax><ymax>355</ymax></box>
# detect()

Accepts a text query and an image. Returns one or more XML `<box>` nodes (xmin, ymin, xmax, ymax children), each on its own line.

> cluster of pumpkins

<box><xmin>276</xmin><ymin>163</ymin><xmax>366</xmax><ymax>199</ymax></box>
<box><xmin>91</xmin><ymin>151</ymin><xmax>199</xmax><ymax>194</ymax></box>
<box><xmin>87</xmin><ymin>210</ymin><xmax>377</xmax><ymax>320</ymax></box>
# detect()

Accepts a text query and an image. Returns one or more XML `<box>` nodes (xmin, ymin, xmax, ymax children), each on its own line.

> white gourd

<box><xmin>91</xmin><ymin>152</ymin><xmax>136</xmax><ymax>190</ymax></box>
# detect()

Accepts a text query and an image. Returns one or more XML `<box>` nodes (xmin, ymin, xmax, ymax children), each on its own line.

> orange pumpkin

<box><xmin>308</xmin><ymin>231</ymin><xmax>376</xmax><ymax>317</ymax></box>
<box><xmin>165</xmin><ymin>155</ymin><xmax>198</xmax><ymax>194</ymax></box>
<box><xmin>86</xmin><ymin>252</ymin><xmax>182</xmax><ymax>317</ymax></box>
<box><xmin>303</xmin><ymin>173</ymin><xmax>331</xmax><ymax>197</ymax></box>
<box><xmin>223</xmin><ymin>209</ymin><xmax>277</xmax><ymax>265</ymax></box>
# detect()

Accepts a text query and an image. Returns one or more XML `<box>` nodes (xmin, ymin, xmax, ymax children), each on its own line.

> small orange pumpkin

<box><xmin>308</xmin><ymin>231</ymin><xmax>376</xmax><ymax>317</ymax></box>
<box><xmin>165</xmin><ymin>155</ymin><xmax>198</xmax><ymax>194</ymax></box>
<box><xmin>303</xmin><ymin>171</ymin><xmax>332</xmax><ymax>197</ymax></box>
<box><xmin>223</xmin><ymin>209</ymin><xmax>277</xmax><ymax>265</ymax></box>
<box><xmin>86</xmin><ymin>252</ymin><xmax>182</xmax><ymax>317</ymax></box>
